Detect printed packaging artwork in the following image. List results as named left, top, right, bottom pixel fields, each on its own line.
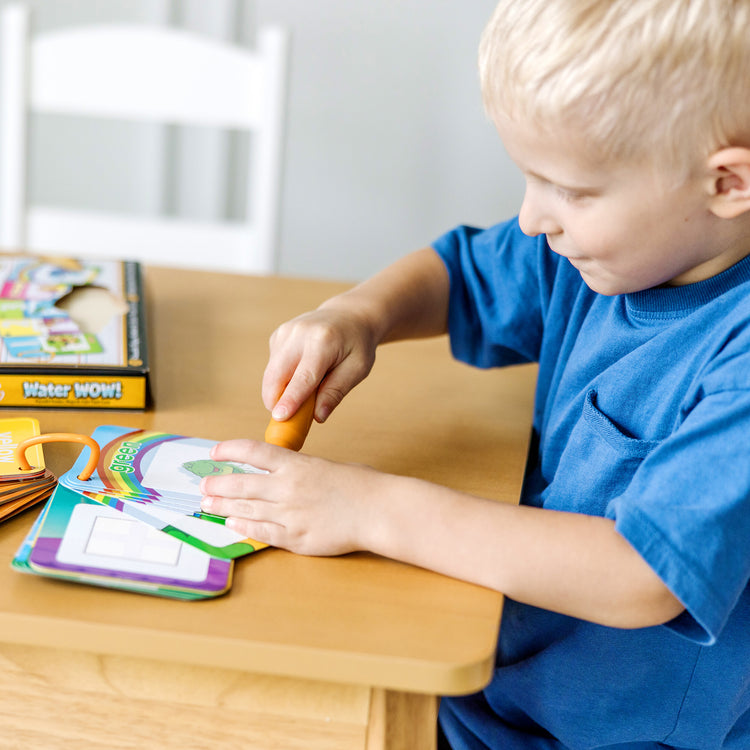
left=0, top=254, right=149, bottom=409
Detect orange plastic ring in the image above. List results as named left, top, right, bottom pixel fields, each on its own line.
left=15, top=433, right=100, bottom=481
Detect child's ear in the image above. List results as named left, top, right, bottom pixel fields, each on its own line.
left=706, top=147, right=750, bottom=219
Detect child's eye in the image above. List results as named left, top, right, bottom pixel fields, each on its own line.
left=555, top=186, right=586, bottom=203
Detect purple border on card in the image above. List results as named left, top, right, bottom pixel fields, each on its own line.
left=29, top=537, right=231, bottom=594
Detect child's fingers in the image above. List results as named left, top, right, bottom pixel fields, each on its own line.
left=315, top=352, right=375, bottom=421
left=269, top=342, right=376, bottom=423
left=269, top=367, right=322, bottom=421
left=209, top=438, right=283, bottom=471
left=224, top=517, right=286, bottom=547
left=201, top=493, right=272, bottom=520
left=263, top=317, right=329, bottom=414
left=261, top=359, right=295, bottom=411
left=200, top=471, right=265, bottom=502
left=202, top=438, right=308, bottom=500
left=261, top=342, right=309, bottom=411
left=263, top=334, right=334, bottom=420
left=201, top=496, right=293, bottom=550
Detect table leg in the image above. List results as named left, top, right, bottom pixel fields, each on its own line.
left=366, top=688, right=438, bottom=750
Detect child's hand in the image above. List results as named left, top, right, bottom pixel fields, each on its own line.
left=262, top=248, right=450, bottom=425
left=262, top=303, right=378, bottom=424
left=200, top=439, right=382, bottom=556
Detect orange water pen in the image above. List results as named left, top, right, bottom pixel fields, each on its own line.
left=264, top=392, right=316, bottom=451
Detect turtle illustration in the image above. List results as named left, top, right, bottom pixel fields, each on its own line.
left=182, top=459, right=253, bottom=478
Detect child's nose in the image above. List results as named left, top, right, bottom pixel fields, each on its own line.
left=518, top=187, right=561, bottom=237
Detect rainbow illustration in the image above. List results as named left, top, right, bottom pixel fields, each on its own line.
left=94, top=428, right=180, bottom=497
left=58, top=425, right=266, bottom=560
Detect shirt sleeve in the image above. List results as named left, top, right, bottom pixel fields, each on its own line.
left=612, top=385, right=750, bottom=644
left=432, top=219, right=558, bottom=368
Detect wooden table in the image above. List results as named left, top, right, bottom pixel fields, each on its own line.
left=0, top=267, right=536, bottom=750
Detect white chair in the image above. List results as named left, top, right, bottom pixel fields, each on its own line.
left=0, top=4, right=288, bottom=274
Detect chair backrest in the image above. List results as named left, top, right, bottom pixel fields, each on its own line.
left=0, top=4, right=288, bottom=273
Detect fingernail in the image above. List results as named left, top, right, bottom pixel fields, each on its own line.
left=201, top=496, right=213, bottom=511
left=272, top=404, right=288, bottom=420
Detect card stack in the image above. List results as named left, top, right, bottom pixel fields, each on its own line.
left=0, top=418, right=56, bottom=523
left=12, top=425, right=268, bottom=600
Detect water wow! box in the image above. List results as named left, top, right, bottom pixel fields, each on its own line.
left=0, top=254, right=149, bottom=409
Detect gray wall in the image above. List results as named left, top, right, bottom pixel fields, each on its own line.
left=0, top=0, right=524, bottom=281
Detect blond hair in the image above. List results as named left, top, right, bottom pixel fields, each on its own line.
left=479, top=0, right=750, bottom=177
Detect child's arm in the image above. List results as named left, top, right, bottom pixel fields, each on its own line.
left=262, top=247, right=450, bottom=424
left=201, top=441, right=685, bottom=630
left=208, top=244, right=684, bottom=629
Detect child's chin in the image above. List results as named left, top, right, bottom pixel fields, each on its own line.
left=577, top=271, right=631, bottom=296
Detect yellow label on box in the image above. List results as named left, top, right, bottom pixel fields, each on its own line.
left=0, top=375, right=146, bottom=409
left=0, top=417, right=44, bottom=477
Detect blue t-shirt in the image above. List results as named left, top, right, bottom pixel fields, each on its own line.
left=433, top=220, right=750, bottom=750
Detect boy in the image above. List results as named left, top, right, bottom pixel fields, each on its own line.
left=200, top=1, right=750, bottom=747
